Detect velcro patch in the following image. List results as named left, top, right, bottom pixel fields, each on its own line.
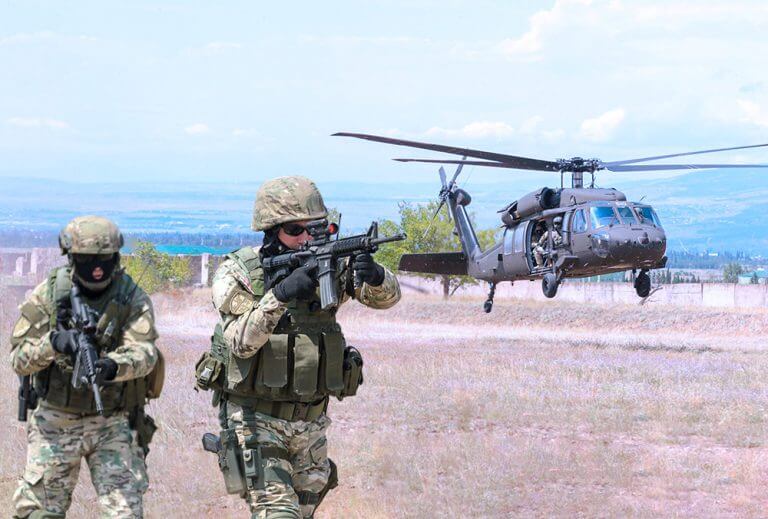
left=131, top=314, right=152, bottom=335
left=229, top=291, right=254, bottom=315
left=12, top=317, right=32, bottom=338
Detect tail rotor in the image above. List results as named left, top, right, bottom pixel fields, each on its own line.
left=422, top=160, right=465, bottom=238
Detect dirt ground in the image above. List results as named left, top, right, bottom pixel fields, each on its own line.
left=1, top=287, right=767, bottom=518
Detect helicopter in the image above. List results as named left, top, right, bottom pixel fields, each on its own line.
left=334, top=132, right=768, bottom=312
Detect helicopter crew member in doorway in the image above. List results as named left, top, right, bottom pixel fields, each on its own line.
left=534, top=216, right=563, bottom=268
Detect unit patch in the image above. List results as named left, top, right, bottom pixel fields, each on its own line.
left=229, top=291, right=254, bottom=315
left=12, top=317, right=32, bottom=338
left=131, top=314, right=152, bottom=335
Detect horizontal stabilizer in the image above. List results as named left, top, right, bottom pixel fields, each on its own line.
left=398, top=252, right=467, bottom=276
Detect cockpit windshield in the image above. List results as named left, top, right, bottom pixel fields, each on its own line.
left=589, top=206, right=618, bottom=229
left=616, top=206, right=638, bottom=225
left=634, top=206, right=663, bottom=228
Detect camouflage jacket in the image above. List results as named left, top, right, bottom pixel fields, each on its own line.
left=212, top=246, right=400, bottom=359
left=9, top=270, right=159, bottom=382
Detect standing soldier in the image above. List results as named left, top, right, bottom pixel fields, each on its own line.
left=10, top=216, right=162, bottom=519
left=195, top=176, right=401, bottom=518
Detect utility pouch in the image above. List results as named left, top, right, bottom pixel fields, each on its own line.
left=339, top=346, right=364, bottom=399
left=218, top=428, right=247, bottom=496
left=195, top=351, right=224, bottom=391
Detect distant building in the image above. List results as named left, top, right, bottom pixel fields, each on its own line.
left=738, top=270, right=768, bottom=285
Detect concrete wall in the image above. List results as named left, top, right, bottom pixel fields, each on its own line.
left=398, top=275, right=768, bottom=308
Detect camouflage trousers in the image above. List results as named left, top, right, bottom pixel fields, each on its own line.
left=13, top=402, right=148, bottom=519
left=220, top=402, right=333, bottom=519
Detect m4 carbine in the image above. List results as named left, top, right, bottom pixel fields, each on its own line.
left=69, top=284, right=105, bottom=415
left=262, top=221, right=405, bottom=311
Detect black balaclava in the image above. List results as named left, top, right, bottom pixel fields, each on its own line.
left=72, top=253, right=120, bottom=293
left=259, top=227, right=289, bottom=259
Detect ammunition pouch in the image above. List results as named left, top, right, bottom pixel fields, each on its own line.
left=129, top=408, right=157, bottom=456
left=339, top=346, right=364, bottom=400
left=195, top=350, right=225, bottom=391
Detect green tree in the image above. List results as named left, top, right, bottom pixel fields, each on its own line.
left=377, top=201, right=499, bottom=298
left=123, top=240, right=192, bottom=294
left=722, top=262, right=743, bottom=283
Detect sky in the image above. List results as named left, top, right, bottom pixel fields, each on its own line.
left=1, top=0, right=768, bottom=188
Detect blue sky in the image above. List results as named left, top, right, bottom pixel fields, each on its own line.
left=1, top=0, right=768, bottom=186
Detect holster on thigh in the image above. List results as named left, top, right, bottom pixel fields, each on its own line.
left=27, top=512, right=66, bottom=519
left=242, top=434, right=293, bottom=492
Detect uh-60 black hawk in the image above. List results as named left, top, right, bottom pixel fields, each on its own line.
left=335, top=132, right=768, bottom=312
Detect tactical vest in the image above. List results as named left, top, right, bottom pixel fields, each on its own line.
left=206, top=247, right=348, bottom=403
left=32, top=267, right=155, bottom=415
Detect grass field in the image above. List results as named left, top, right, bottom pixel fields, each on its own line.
left=1, top=287, right=767, bottom=518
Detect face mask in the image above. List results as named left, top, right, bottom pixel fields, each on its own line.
left=72, top=253, right=119, bottom=292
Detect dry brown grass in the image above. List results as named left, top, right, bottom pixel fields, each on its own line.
left=1, top=287, right=767, bottom=518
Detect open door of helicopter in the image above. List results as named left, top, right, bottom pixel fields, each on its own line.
left=502, top=220, right=535, bottom=276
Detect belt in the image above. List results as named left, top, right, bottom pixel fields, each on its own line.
left=225, top=395, right=328, bottom=422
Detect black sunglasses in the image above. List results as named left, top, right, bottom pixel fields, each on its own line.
left=72, top=253, right=116, bottom=263
left=280, top=222, right=309, bottom=237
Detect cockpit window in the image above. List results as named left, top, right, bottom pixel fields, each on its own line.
left=635, top=206, right=663, bottom=227
left=616, top=206, right=638, bottom=225
left=589, top=206, right=618, bottom=229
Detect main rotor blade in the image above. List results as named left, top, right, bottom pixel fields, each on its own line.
left=334, top=132, right=560, bottom=171
left=607, top=163, right=768, bottom=172
left=395, top=158, right=520, bottom=168
left=606, top=143, right=768, bottom=166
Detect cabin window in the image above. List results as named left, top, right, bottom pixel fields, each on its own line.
left=589, top=206, right=617, bottom=229
left=634, top=206, right=662, bottom=227
left=616, top=206, right=638, bottom=225
left=571, top=209, right=587, bottom=233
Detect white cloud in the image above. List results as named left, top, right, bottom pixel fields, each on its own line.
left=425, top=121, right=515, bottom=139
left=499, top=0, right=593, bottom=58
left=184, top=123, right=210, bottom=135
left=7, top=117, right=70, bottom=130
left=0, top=32, right=56, bottom=46
left=738, top=100, right=768, bottom=127
left=579, top=108, right=625, bottom=141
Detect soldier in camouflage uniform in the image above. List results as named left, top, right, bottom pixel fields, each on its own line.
left=195, top=176, right=400, bottom=518
left=9, top=216, right=161, bottom=519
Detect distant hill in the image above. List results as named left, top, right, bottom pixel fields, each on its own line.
left=1, top=169, right=766, bottom=253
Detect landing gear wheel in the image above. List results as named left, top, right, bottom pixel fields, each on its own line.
left=542, top=273, right=559, bottom=298
left=634, top=271, right=651, bottom=298
left=484, top=282, right=496, bottom=313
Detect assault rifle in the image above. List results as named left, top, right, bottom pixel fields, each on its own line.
left=69, top=284, right=105, bottom=415
left=262, top=220, right=406, bottom=311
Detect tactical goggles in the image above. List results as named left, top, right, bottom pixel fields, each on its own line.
left=280, top=222, right=310, bottom=237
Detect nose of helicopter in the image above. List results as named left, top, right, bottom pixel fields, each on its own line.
left=592, top=226, right=666, bottom=264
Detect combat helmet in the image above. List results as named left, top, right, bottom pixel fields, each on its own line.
left=59, top=215, right=124, bottom=291
left=59, top=215, right=124, bottom=255
left=252, top=176, right=328, bottom=231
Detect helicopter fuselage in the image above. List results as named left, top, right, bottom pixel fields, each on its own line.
left=457, top=186, right=667, bottom=287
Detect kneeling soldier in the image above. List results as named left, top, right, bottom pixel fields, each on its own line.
left=10, top=216, right=162, bottom=519
left=196, top=176, right=400, bottom=518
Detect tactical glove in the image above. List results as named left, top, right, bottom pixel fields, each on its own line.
left=353, top=253, right=385, bottom=287
left=51, top=329, right=78, bottom=356
left=95, top=358, right=118, bottom=383
left=273, top=265, right=318, bottom=302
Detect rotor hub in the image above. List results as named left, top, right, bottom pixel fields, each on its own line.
left=556, top=157, right=604, bottom=173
